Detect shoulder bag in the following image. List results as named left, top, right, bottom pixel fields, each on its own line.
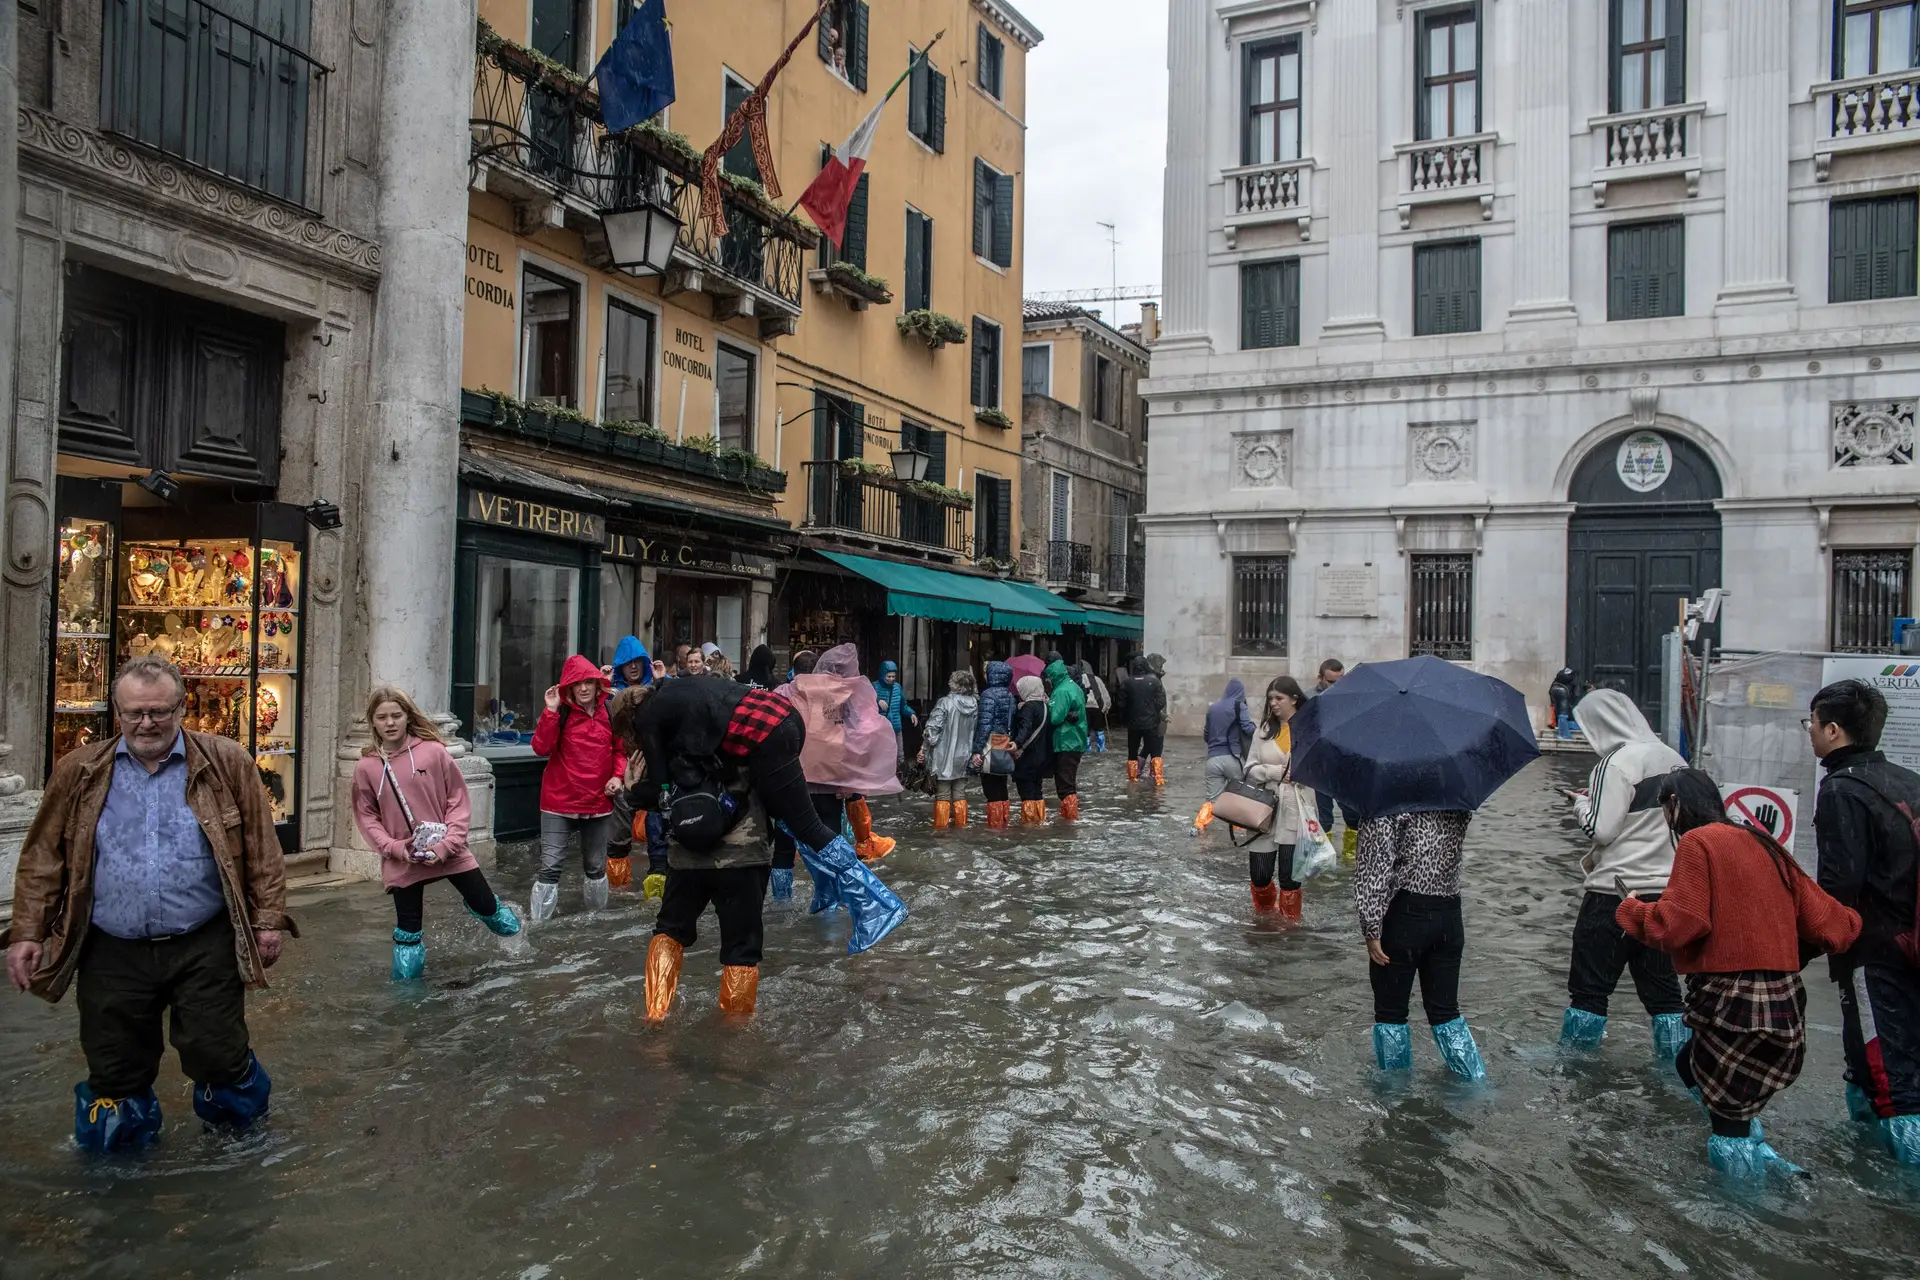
left=381, top=754, right=448, bottom=861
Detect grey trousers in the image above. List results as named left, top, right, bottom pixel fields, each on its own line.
left=933, top=777, right=966, bottom=802
left=537, top=813, right=612, bottom=885
left=1205, top=755, right=1243, bottom=801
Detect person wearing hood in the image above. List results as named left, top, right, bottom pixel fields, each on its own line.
left=765, top=649, right=817, bottom=900
left=971, top=660, right=1018, bottom=828
left=919, top=670, right=980, bottom=829
left=741, top=644, right=777, bottom=690
left=1192, top=679, right=1256, bottom=836
left=1045, top=658, right=1089, bottom=821
left=874, top=659, right=919, bottom=764
left=604, top=636, right=654, bottom=890
left=1011, top=675, right=1055, bottom=823
left=528, top=654, right=625, bottom=921
left=1112, top=655, right=1168, bottom=785
left=1075, top=661, right=1112, bottom=752
left=820, top=645, right=894, bottom=862
left=1560, top=689, right=1690, bottom=1057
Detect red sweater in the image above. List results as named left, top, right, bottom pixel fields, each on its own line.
left=1616, top=824, right=1861, bottom=974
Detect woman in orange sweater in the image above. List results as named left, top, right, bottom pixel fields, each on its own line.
left=1617, top=769, right=1861, bottom=1181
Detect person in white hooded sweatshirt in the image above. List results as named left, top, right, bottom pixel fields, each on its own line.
left=1561, top=689, right=1691, bottom=1062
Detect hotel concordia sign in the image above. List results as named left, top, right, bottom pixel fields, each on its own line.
left=466, top=489, right=604, bottom=543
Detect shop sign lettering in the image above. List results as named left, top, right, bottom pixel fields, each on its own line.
left=467, top=490, right=603, bottom=542
left=604, top=528, right=777, bottom=580
left=663, top=350, right=713, bottom=380
left=465, top=244, right=513, bottom=309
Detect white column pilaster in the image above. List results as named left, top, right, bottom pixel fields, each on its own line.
left=1717, top=1, right=1796, bottom=313
left=1507, top=0, right=1578, bottom=328
left=1321, top=0, right=1386, bottom=342
left=1159, top=0, right=1212, bottom=347
left=748, top=579, right=772, bottom=651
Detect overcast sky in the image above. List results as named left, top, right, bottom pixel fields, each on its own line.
left=1016, top=0, right=1167, bottom=323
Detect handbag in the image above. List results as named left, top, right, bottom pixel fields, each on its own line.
left=985, top=732, right=1018, bottom=776
left=1213, top=777, right=1278, bottom=833
left=381, top=755, right=448, bottom=862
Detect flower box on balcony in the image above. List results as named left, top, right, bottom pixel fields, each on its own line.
left=975, top=406, right=1014, bottom=430
left=460, top=388, right=785, bottom=492
left=898, top=309, right=968, bottom=350
left=810, top=262, right=893, bottom=310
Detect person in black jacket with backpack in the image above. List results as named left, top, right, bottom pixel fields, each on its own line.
left=1810, top=677, right=1920, bottom=1166
left=1113, top=655, right=1167, bottom=785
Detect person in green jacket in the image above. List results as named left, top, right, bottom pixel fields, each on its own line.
left=1045, top=658, right=1089, bottom=821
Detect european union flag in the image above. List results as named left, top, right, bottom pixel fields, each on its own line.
left=595, top=0, right=676, bottom=133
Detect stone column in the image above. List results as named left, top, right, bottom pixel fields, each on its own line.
left=1506, top=0, right=1578, bottom=329
left=1320, top=0, right=1386, bottom=342
left=1159, top=0, right=1211, bottom=345
left=1716, top=3, right=1795, bottom=313
left=748, top=579, right=772, bottom=651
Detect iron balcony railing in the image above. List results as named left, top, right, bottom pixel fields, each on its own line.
left=100, top=0, right=330, bottom=210
left=802, top=463, right=969, bottom=556
left=1409, top=553, right=1474, bottom=662
left=470, top=25, right=810, bottom=310
left=1832, top=549, right=1911, bottom=652
left=1106, top=550, right=1145, bottom=598
left=1047, top=540, right=1093, bottom=589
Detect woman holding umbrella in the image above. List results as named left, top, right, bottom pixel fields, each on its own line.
left=1288, top=656, right=1540, bottom=1081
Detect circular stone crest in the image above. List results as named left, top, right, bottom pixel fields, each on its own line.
left=1615, top=431, right=1673, bottom=493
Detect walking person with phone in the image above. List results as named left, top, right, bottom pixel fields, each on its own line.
left=351, top=686, right=519, bottom=979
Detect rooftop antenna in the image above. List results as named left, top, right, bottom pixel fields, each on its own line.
left=1097, top=220, right=1118, bottom=324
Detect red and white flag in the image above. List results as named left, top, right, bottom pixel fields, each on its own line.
left=800, top=100, right=885, bottom=250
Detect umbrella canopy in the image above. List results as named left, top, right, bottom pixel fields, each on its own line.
left=1007, top=653, right=1046, bottom=687
left=1289, top=656, right=1540, bottom=818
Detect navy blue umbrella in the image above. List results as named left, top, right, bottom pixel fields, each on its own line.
left=1289, top=656, right=1540, bottom=818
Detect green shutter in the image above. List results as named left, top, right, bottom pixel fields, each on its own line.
left=973, top=160, right=990, bottom=257
left=909, top=54, right=930, bottom=138
left=1240, top=260, right=1301, bottom=349
left=971, top=319, right=985, bottom=404
left=1873, top=195, right=1918, bottom=300
left=1830, top=195, right=1917, bottom=303
left=929, top=69, right=947, bottom=153
left=992, top=172, right=1015, bottom=268
left=818, top=4, right=833, bottom=64
left=1414, top=241, right=1481, bottom=336
left=812, top=390, right=834, bottom=458
left=995, top=478, right=1013, bottom=559
left=904, top=209, right=924, bottom=313
left=927, top=429, right=947, bottom=484
left=850, top=0, right=869, bottom=91
left=843, top=173, right=869, bottom=269
left=1664, top=0, right=1687, bottom=106
left=841, top=398, right=864, bottom=459
left=919, top=213, right=933, bottom=310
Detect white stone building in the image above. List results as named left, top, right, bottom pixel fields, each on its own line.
left=1145, top=0, right=1920, bottom=731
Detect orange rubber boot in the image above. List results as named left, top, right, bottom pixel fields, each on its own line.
left=986, top=800, right=1010, bottom=829
left=1126, top=759, right=1141, bottom=782
left=933, top=801, right=952, bottom=831
left=718, top=965, right=759, bottom=1016
left=1151, top=757, right=1166, bottom=786
left=848, top=797, right=895, bottom=862
left=605, top=855, right=632, bottom=888
left=1191, top=802, right=1214, bottom=834
left=644, top=935, right=683, bottom=1022
left=1277, top=888, right=1304, bottom=921
left=1060, top=794, right=1080, bottom=821
left=1250, top=882, right=1280, bottom=913
left=1021, top=799, right=1047, bottom=825
left=953, top=799, right=969, bottom=827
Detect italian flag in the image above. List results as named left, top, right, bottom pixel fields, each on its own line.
left=799, top=99, right=885, bottom=251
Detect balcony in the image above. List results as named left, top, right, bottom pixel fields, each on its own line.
left=1587, top=102, right=1704, bottom=205
left=99, top=0, right=331, bottom=210
left=1106, top=550, right=1145, bottom=599
left=1221, top=158, right=1313, bottom=247
left=1814, top=69, right=1920, bottom=180
left=1046, top=540, right=1093, bottom=590
left=801, top=462, right=971, bottom=557
left=1394, top=133, right=1495, bottom=229
left=469, top=22, right=814, bottom=335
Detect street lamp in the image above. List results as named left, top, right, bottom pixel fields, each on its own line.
left=600, top=194, right=683, bottom=275
left=889, top=446, right=931, bottom=482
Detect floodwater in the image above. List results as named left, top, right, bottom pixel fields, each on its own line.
left=3, top=747, right=1919, bottom=1279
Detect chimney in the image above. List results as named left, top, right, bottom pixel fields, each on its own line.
left=1138, top=301, right=1160, bottom=345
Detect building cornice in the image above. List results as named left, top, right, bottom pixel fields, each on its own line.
left=18, top=107, right=382, bottom=283
left=976, top=0, right=1044, bottom=50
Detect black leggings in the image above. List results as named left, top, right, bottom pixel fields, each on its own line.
left=981, top=774, right=1010, bottom=802
left=744, top=716, right=840, bottom=851
left=1127, top=729, right=1165, bottom=761
left=1249, top=843, right=1300, bottom=891
left=1369, top=891, right=1464, bottom=1026
left=1568, top=890, right=1684, bottom=1017
left=390, top=868, right=499, bottom=933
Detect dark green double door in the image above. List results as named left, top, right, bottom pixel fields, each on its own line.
left=1567, top=511, right=1720, bottom=726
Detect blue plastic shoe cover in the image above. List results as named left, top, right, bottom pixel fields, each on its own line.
left=797, top=840, right=844, bottom=915
left=1707, top=1134, right=1803, bottom=1180
left=1431, top=1017, right=1488, bottom=1081
left=73, top=1084, right=162, bottom=1153
left=1093, top=732, right=1107, bottom=752
left=1560, top=1007, right=1608, bottom=1050
left=1651, top=1012, right=1691, bottom=1063
left=467, top=901, right=522, bottom=937
left=192, top=1052, right=272, bottom=1129
left=1373, top=1023, right=1414, bottom=1072
left=835, top=844, right=909, bottom=955
left=392, top=928, right=425, bottom=981
left=1847, top=1082, right=1880, bottom=1124
left=770, top=867, right=794, bottom=902
left=1883, top=1114, right=1920, bottom=1165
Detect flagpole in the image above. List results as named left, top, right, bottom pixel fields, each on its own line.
left=786, top=30, right=946, bottom=218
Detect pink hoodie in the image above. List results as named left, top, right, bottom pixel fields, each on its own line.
left=350, top=736, right=479, bottom=889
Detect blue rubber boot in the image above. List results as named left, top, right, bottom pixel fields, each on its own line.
left=467, top=901, right=522, bottom=937
left=1431, top=1017, right=1488, bottom=1081
left=192, top=1052, right=271, bottom=1130
left=1847, top=1082, right=1879, bottom=1124
left=1374, top=1023, right=1414, bottom=1072
left=1708, top=1133, right=1804, bottom=1180
left=798, top=843, right=843, bottom=914
left=73, top=1084, right=163, bottom=1154
left=770, top=867, right=794, bottom=902
left=392, top=928, right=425, bottom=980
left=1882, top=1114, right=1920, bottom=1165
left=1651, top=1012, right=1691, bottom=1065
left=1560, top=1007, right=1607, bottom=1050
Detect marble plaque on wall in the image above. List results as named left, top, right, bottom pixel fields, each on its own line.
left=1315, top=563, right=1380, bottom=617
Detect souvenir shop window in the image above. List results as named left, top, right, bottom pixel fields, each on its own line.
left=52, top=517, right=116, bottom=762
left=473, top=556, right=579, bottom=748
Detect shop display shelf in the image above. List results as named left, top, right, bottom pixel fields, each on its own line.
left=57, top=630, right=112, bottom=640
left=55, top=702, right=109, bottom=713
left=258, top=668, right=299, bottom=675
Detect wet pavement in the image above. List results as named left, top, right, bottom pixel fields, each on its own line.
left=3, top=745, right=1919, bottom=1278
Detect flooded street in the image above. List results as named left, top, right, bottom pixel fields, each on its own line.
left=3, top=746, right=1918, bottom=1278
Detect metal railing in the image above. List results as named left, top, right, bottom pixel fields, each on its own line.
left=1106, top=550, right=1145, bottom=598
left=1409, top=553, right=1474, bottom=662
left=1046, top=540, right=1093, bottom=589
left=802, top=463, right=969, bottom=555
left=100, top=0, right=330, bottom=210
left=1832, top=549, right=1911, bottom=652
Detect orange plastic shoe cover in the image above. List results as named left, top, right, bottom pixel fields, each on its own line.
left=644, top=934, right=683, bottom=1022
left=718, top=965, right=759, bottom=1015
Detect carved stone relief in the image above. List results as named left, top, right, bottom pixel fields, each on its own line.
left=1233, top=430, right=1293, bottom=489
left=1833, top=401, right=1916, bottom=468
left=1409, top=422, right=1475, bottom=482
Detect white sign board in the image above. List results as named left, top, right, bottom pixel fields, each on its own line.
left=1315, top=563, right=1380, bottom=618
left=1720, top=783, right=1800, bottom=847
left=1819, top=657, right=1920, bottom=774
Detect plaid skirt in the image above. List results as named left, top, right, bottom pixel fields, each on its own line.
left=1683, top=972, right=1807, bottom=1121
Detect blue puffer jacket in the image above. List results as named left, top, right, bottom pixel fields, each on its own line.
left=873, top=660, right=908, bottom=731
left=973, top=661, right=1016, bottom=755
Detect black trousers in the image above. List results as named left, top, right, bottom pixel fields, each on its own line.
left=1014, top=768, right=1047, bottom=802
left=608, top=784, right=636, bottom=858
left=76, top=914, right=252, bottom=1097
left=1126, top=729, right=1165, bottom=761
left=745, top=717, right=839, bottom=851
left=389, top=868, right=499, bottom=933
left=981, top=774, right=1010, bottom=802
left=653, top=866, right=771, bottom=967
left=1568, top=890, right=1685, bottom=1017
left=1249, top=843, right=1299, bottom=890
left=1054, top=751, right=1082, bottom=799
left=1369, top=892, right=1465, bottom=1026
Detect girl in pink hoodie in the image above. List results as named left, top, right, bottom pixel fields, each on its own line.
left=351, top=686, right=520, bottom=980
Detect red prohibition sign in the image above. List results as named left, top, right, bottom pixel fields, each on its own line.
left=1724, top=786, right=1794, bottom=845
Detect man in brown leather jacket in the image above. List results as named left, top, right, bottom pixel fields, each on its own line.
left=3, top=656, right=296, bottom=1152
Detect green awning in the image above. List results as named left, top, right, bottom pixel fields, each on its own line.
left=1080, top=607, right=1144, bottom=639
left=994, top=579, right=1079, bottom=632
left=817, top=551, right=995, bottom=626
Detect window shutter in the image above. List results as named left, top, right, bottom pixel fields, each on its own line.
left=1459, top=241, right=1481, bottom=332
left=977, top=23, right=989, bottom=87
left=1656, top=220, right=1684, bottom=316
left=812, top=390, right=834, bottom=459
left=1832, top=200, right=1862, bottom=303
left=927, top=429, right=947, bottom=484
left=993, top=172, right=1015, bottom=268
left=1414, top=10, right=1431, bottom=140
left=1664, top=0, right=1686, bottom=107
left=918, top=213, right=933, bottom=310
left=971, top=320, right=985, bottom=405
left=841, top=399, right=865, bottom=459
left=930, top=70, right=947, bottom=153
left=1872, top=195, right=1918, bottom=299
left=904, top=210, right=924, bottom=313
left=1606, top=0, right=1624, bottom=113
left=909, top=55, right=930, bottom=137
left=994, top=477, right=1013, bottom=559
left=818, top=5, right=833, bottom=63
left=843, top=173, right=870, bottom=269
left=973, top=160, right=990, bottom=257
left=850, top=0, right=869, bottom=91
